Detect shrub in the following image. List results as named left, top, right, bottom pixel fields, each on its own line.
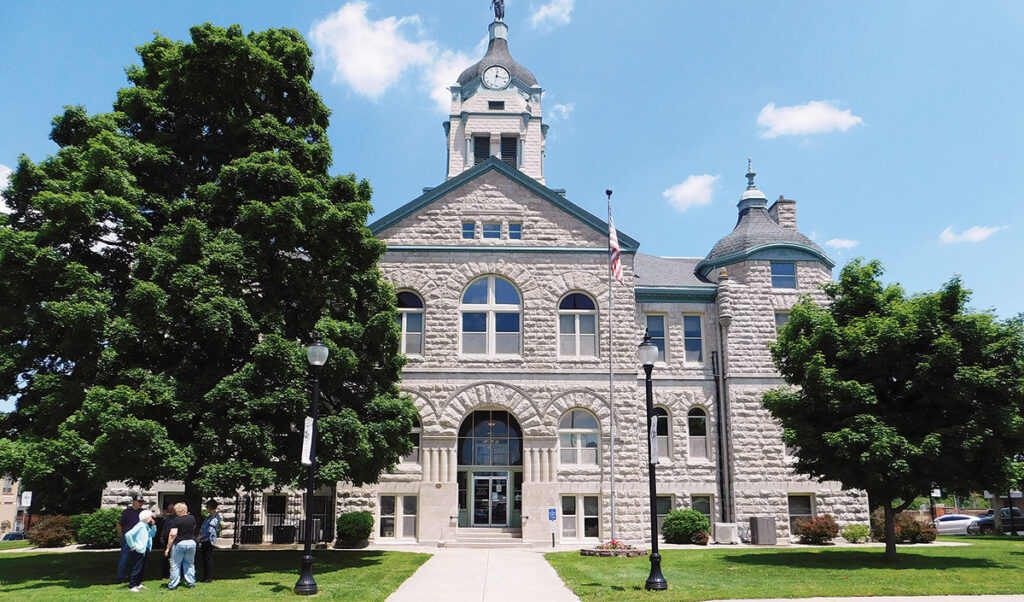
left=70, top=513, right=89, bottom=541
left=77, top=508, right=123, bottom=548
left=691, top=530, right=710, bottom=545
left=841, top=524, right=870, bottom=543
left=336, top=511, right=373, bottom=544
left=28, top=515, right=74, bottom=548
left=869, top=508, right=886, bottom=541
left=895, top=513, right=922, bottom=543
left=914, top=525, right=937, bottom=543
left=661, top=509, right=710, bottom=544
left=793, top=514, right=839, bottom=544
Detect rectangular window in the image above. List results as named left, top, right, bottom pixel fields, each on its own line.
left=462, top=313, right=487, bottom=354
left=583, top=496, right=599, bottom=538
left=692, top=495, right=713, bottom=528
left=1, top=478, right=12, bottom=494
left=500, top=136, right=518, bottom=167
left=645, top=315, right=666, bottom=362
left=561, top=496, right=577, bottom=538
left=462, top=222, right=475, bottom=239
left=508, top=223, right=522, bottom=239
left=402, top=496, right=417, bottom=539
left=403, top=312, right=423, bottom=356
left=683, top=314, right=703, bottom=363
left=458, top=472, right=467, bottom=511
left=656, top=495, right=673, bottom=533
left=788, top=494, right=813, bottom=534
left=495, top=313, right=520, bottom=354
left=474, top=136, right=490, bottom=164
left=771, top=262, right=797, bottom=288
left=488, top=101, right=505, bottom=110
left=482, top=222, right=501, bottom=239
left=380, top=495, right=396, bottom=538
left=775, top=312, right=789, bottom=333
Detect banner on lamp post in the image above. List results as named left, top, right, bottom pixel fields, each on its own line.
left=301, top=416, right=313, bottom=465
left=649, top=417, right=659, bottom=465
left=20, top=491, right=32, bottom=508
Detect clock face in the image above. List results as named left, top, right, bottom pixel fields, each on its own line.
left=482, top=65, right=511, bottom=89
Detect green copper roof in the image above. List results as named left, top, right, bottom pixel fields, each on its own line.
left=368, top=156, right=641, bottom=251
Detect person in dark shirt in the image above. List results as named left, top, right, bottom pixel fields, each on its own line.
left=115, top=494, right=145, bottom=584
left=156, top=502, right=176, bottom=579
left=198, top=500, right=221, bottom=583
left=164, top=503, right=198, bottom=589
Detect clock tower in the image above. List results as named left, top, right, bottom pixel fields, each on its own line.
left=445, top=18, right=547, bottom=183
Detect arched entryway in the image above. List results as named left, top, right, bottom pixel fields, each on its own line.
left=457, top=409, right=523, bottom=527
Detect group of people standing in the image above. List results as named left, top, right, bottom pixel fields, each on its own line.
left=115, top=494, right=222, bottom=593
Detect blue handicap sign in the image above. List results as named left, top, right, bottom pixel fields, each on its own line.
left=548, top=508, right=557, bottom=521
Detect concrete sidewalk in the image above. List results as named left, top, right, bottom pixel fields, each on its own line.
left=386, top=548, right=578, bottom=602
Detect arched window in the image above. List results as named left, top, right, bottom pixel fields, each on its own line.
left=403, top=416, right=421, bottom=464
left=559, top=409, right=600, bottom=465
left=397, top=291, right=424, bottom=356
left=558, top=293, right=598, bottom=357
left=460, top=276, right=521, bottom=356
left=687, top=407, right=709, bottom=459
left=457, top=410, right=523, bottom=466
left=653, top=406, right=670, bottom=461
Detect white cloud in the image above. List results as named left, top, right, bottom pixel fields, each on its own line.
left=757, top=101, right=863, bottom=139
left=310, top=2, right=434, bottom=99
left=825, top=238, right=859, bottom=249
left=662, top=174, right=719, bottom=212
left=548, top=102, right=574, bottom=121
left=939, top=225, right=1008, bottom=244
left=425, top=49, right=476, bottom=112
left=0, top=164, right=12, bottom=214
left=531, top=0, right=574, bottom=29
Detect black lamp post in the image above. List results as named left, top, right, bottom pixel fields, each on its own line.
left=295, top=340, right=329, bottom=596
left=637, top=330, right=667, bottom=591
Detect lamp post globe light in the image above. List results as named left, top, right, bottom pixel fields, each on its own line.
left=638, top=330, right=668, bottom=591
left=295, top=339, right=328, bottom=596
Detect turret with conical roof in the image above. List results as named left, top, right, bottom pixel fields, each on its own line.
left=694, top=161, right=832, bottom=279
left=444, top=13, right=546, bottom=183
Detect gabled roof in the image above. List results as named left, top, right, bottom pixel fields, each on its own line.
left=368, top=157, right=640, bottom=252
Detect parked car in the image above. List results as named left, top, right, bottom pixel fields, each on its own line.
left=1, top=532, right=26, bottom=541
left=932, top=514, right=979, bottom=535
left=966, top=508, right=1024, bottom=534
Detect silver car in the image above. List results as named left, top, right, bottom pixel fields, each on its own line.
left=933, top=514, right=979, bottom=534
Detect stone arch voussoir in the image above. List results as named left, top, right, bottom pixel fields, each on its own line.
left=446, top=261, right=539, bottom=303
left=441, top=382, right=546, bottom=436
left=400, top=389, right=440, bottom=434
left=542, top=270, right=609, bottom=309
left=546, top=389, right=611, bottom=434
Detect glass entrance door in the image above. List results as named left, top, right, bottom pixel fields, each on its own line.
left=472, top=473, right=509, bottom=526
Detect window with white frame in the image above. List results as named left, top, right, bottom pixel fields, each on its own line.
left=558, top=293, right=598, bottom=357
left=460, top=276, right=521, bottom=356
left=645, top=314, right=666, bottom=362
left=788, top=494, right=814, bottom=533
left=775, top=312, right=790, bottom=333
left=561, top=495, right=600, bottom=539
left=687, top=407, right=709, bottom=459
left=558, top=409, right=600, bottom=465
left=379, top=494, right=418, bottom=539
left=397, top=291, right=424, bottom=356
left=508, top=223, right=522, bottom=239
left=402, top=417, right=421, bottom=464
left=683, top=314, right=703, bottom=363
left=653, top=406, right=670, bottom=461
left=462, top=222, right=475, bottom=239
left=656, top=495, right=673, bottom=533
left=692, top=495, right=713, bottom=528
left=1, top=477, right=12, bottom=494
left=771, top=262, right=796, bottom=288
left=482, top=222, right=501, bottom=239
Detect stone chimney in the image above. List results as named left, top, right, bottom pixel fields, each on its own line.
left=768, top=196, right=797, bottom=231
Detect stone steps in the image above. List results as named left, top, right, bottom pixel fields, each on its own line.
left=447, top=527, right=527, bottom=547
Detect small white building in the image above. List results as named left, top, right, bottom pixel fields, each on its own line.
left=104, top=16, right=869, bottom=547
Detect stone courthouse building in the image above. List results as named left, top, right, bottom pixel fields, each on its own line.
left=105, top=15, right=869, bottom=546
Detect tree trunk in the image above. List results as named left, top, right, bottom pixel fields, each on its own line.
left=992, top=495, right=1004, bottom=533
left=183, top=477, right=203, bottom=521
left=883, top=504, right=898, bottom=560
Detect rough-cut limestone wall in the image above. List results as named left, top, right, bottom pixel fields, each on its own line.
left=102, top=481, right=239, bottom=541
left=378, top=171, right=607, bottom=248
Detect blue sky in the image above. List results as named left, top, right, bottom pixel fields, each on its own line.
left=1, top=1, right=1022, bottom=317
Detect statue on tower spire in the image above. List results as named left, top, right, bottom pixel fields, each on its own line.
left=491, top=0, right=505, bottom=21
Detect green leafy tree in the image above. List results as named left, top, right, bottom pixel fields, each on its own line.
left=764, top=259, right=1024, bottom=559
left=0, top=23, right=415, bottom=515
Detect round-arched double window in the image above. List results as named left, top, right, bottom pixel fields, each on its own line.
left=457, top=410, right=523, bottom=466
left=460, top=276, right=521, bottom=356
left=558, top=293, right=597, bottom=357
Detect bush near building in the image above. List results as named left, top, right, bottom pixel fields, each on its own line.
left=870, top=509, right=937, bottom=543
left=842, top=524, right=871, bottom=543
left=661, top=509, right=710, bottom=544
left=28, top=516, right=74, bottom=548
left=336, top=511, right=373, bottom=545
left=76, top=508, right=122, bottom=548
left=793, top=514, right=840, bottom=544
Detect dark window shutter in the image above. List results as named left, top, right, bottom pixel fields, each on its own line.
left=501, top=136, right=517, bottom=167
left=474, top=137, right=490, bottom=164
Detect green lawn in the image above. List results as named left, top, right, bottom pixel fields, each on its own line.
left=546, top=536, right=1024, bottom=601
left=0, top=548, right=430, bottom=600
left=0, top=540, right=32, bottom=551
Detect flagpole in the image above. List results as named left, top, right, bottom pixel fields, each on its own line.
left=607, top=189, right=617, bottom=543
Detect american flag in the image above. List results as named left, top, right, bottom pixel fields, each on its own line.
left=608, top=200, right=624, bottom=285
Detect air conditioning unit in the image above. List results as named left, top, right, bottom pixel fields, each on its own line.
left=713, top=523, right=740, bottom=544
left=749, top=516, right=777, bottom=545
